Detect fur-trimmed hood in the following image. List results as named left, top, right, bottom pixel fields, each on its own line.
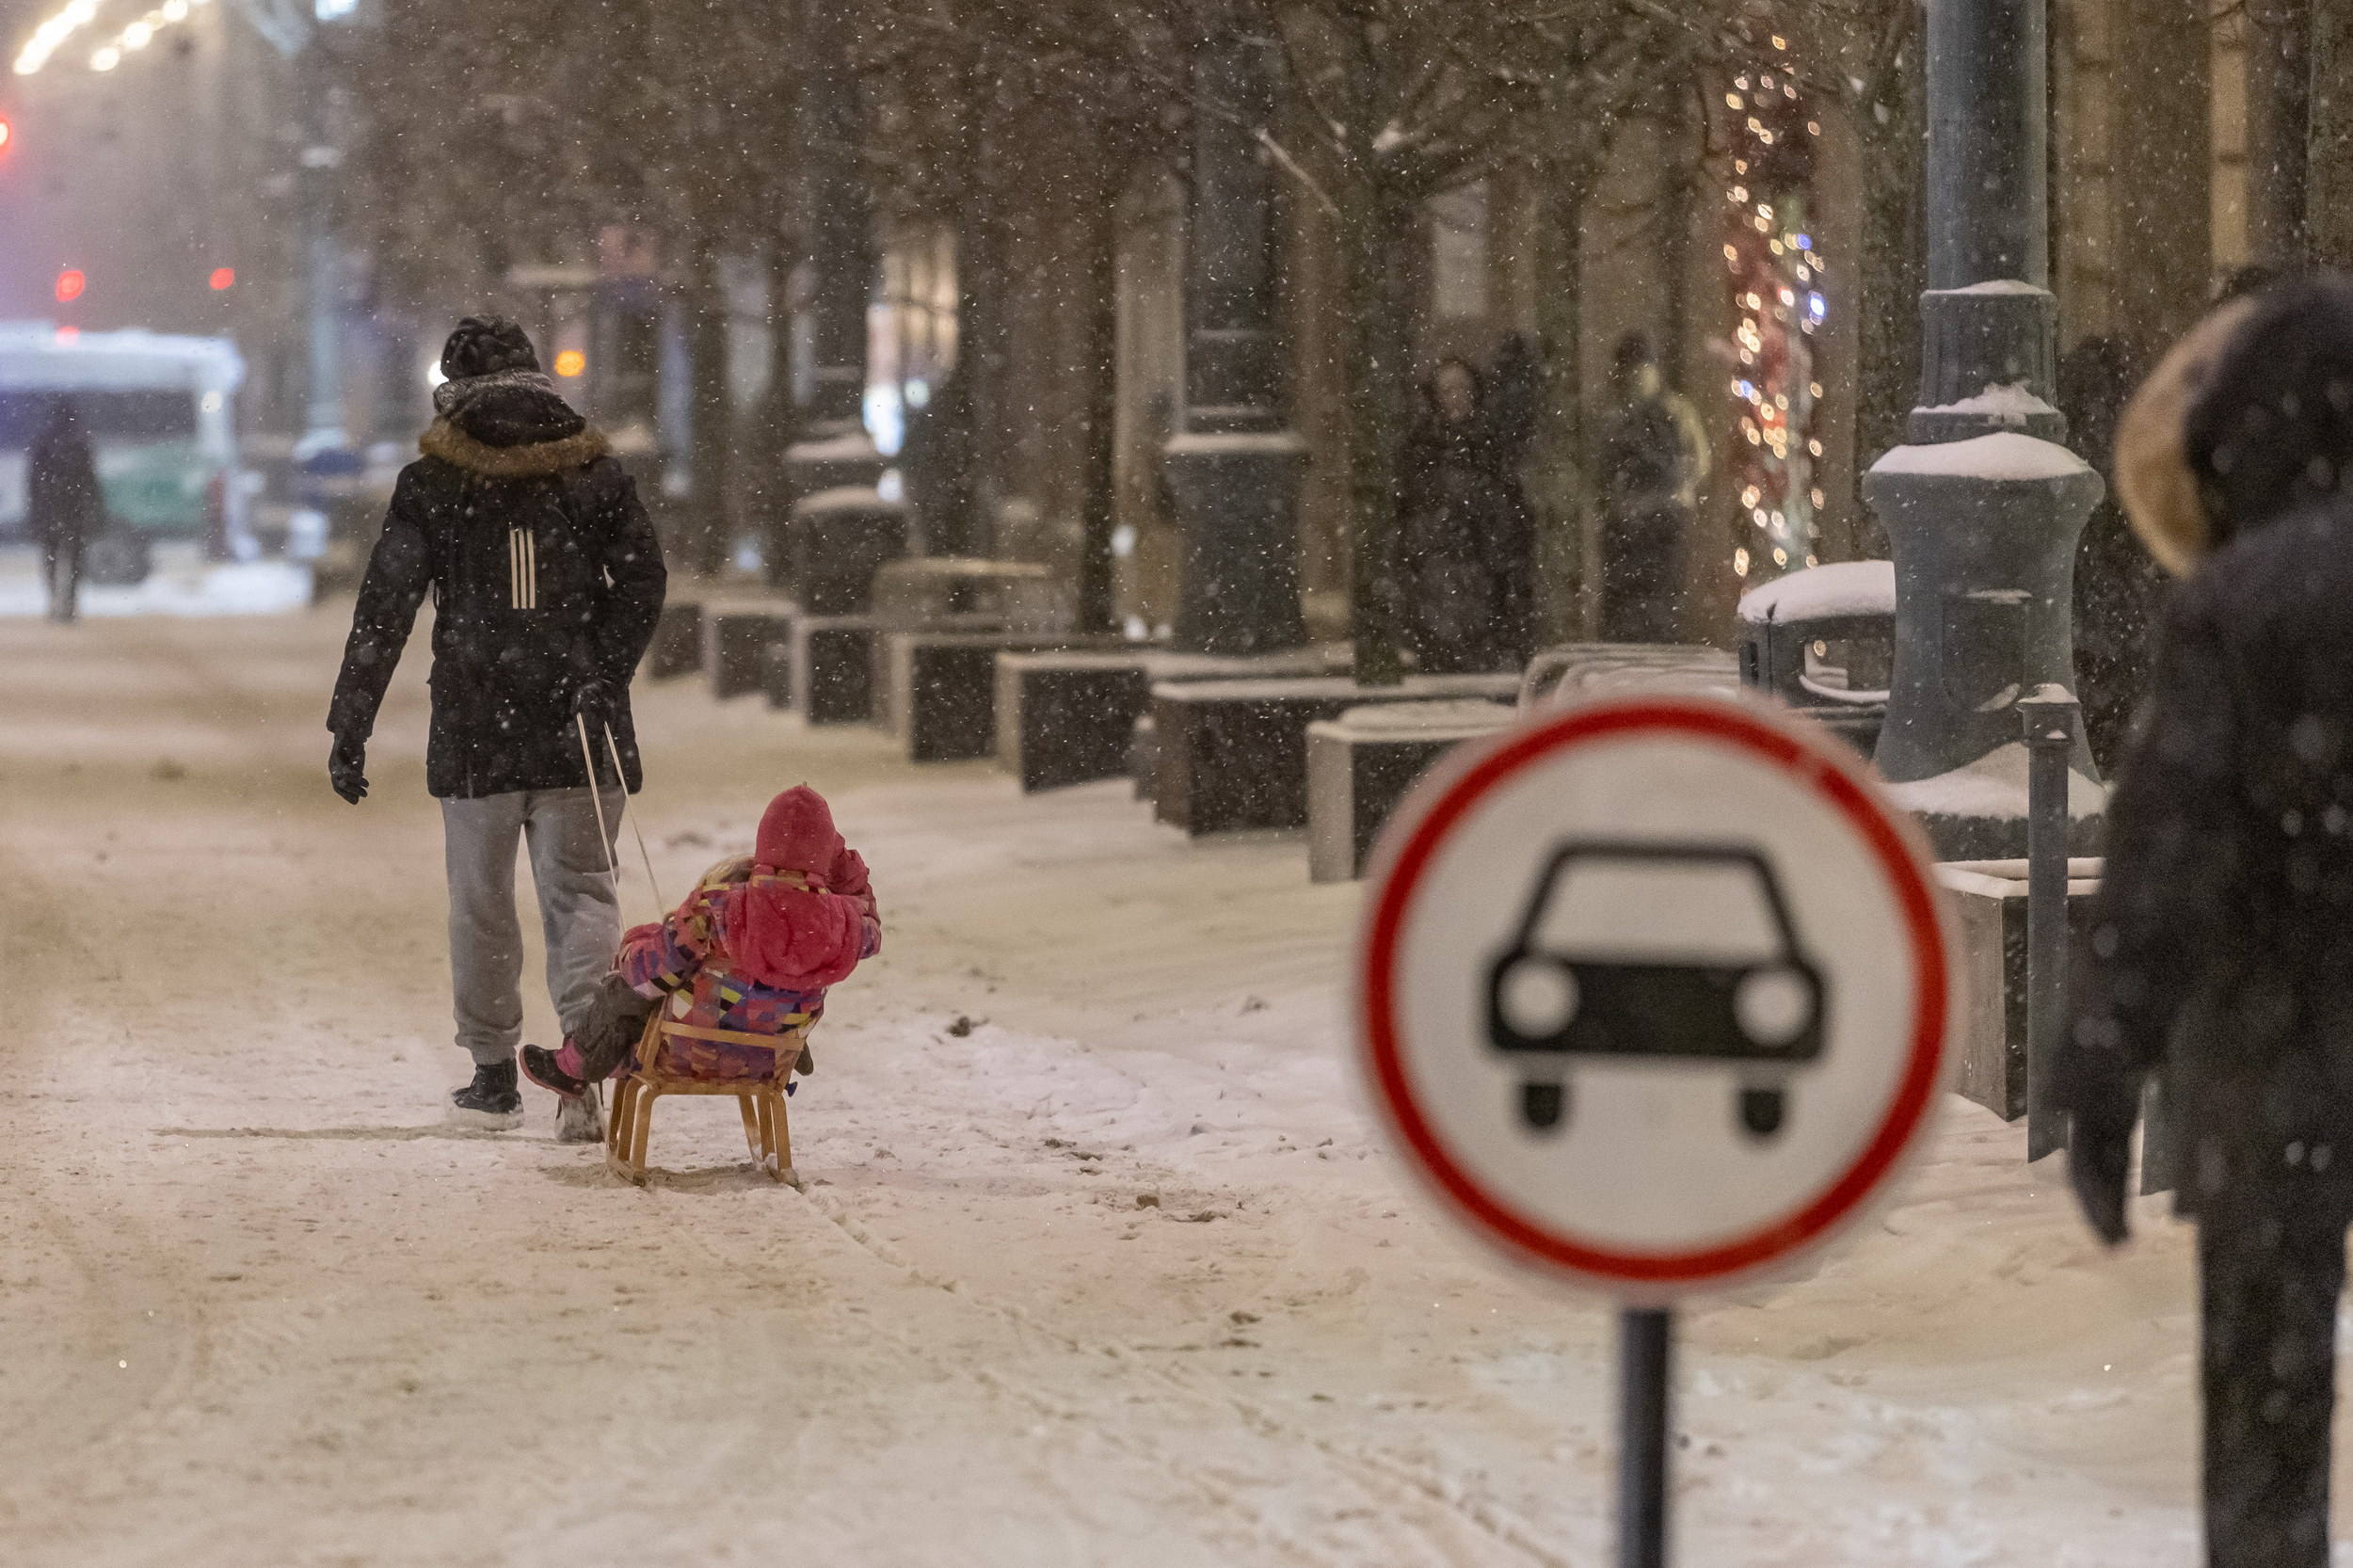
left=2114, top=295, right=2260, bottom=576
left=2116, top=274, right=2353, bottom=577
left=421, top=417, right=610, bottom=479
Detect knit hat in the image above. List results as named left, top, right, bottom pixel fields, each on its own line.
left=440, top=316, right=540, bottom=382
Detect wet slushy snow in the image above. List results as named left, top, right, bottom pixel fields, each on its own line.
left=0, top=607, right=2245, bottom=1566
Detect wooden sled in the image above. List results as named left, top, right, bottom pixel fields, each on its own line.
left=606, top=1009, right=808, bottom=1189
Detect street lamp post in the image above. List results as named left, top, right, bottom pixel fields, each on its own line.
left=1863, top=0, right=2104, bottom=856
left=1161, top=5, right=1307, bottom=657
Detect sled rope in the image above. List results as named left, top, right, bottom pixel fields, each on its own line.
left=578, top=713, right=669, bottom=919
left=605, top=721, right=666, bottom=913
left=576, top=713, right=624, bottom=904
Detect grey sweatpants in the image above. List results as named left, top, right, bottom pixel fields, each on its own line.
left=441, top=787, right=623, bottom=1066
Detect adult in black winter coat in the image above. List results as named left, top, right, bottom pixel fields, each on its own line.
left=2058, top=275, right=2353, bottom=1568
left=1397, top=354, right=1536, bottom=674
left=328, top=317, right=666, bottom=1134
left=26, top=398, right=102, bottom=623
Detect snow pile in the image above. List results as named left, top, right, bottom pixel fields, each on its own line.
left=785, top=431, right=880, bottom=463
left=1936, top=279, right=2050, bottom=296
left=1737, top=559, right=1895, bottom=624
left=794, top=485, right=904, bottom=516
left=1937, top=857, right=2105, bottom=900
left=1163, top=430, right=1309, bottom=458
left=1327, top=697, right=1513, bottom=735
left=1886, top=741, right=2107, bottom=821
left=1870, top=431, right=2090, bottom=482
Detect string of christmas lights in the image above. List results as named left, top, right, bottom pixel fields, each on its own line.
left=1721, top=31, right=1827, bottom=583
left=13, top=0, right=104, bottom=75
left=91, top=0, right=210, bottom=72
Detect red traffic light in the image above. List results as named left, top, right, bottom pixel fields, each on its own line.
left=0, top=120, right=13, bottom=153
left=209, top=267, right=234, bottom=291
left=55, top=269, right=84, bottom=303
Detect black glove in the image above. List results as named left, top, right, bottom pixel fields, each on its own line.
left=575, top=971, right=658, bottom=1081
left=328, top=732, right=368, bottom=805
left=2067, top=1101, right=2135, bottom=1247
left=573, top=679, right=619, bottom=727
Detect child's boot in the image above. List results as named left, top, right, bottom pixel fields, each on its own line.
left=553, top=1080, right=603, bottom=1144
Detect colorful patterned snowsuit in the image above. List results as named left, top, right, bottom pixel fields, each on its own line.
left=617, top=853, right=882, bottom=1082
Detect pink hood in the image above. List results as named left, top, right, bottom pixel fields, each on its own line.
left=719, top=787, right=871, bottom=990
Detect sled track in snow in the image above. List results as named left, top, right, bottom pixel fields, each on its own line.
left=648, top=1166, right=1566, bottom=1568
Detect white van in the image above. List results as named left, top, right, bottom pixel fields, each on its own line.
left=0, top=325, right=246, bottom=572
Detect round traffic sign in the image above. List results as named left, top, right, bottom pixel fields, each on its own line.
left=1354, top=693, right=1955, bottom=1301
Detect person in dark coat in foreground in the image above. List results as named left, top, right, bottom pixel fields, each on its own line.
left=2057, top=274, right=2353, bottom=1568
left=26, top=398, right=103, bottom=623
left=1397, top=352, right=1537, bottom=674
left=328, top=317, right=666, bottom=1137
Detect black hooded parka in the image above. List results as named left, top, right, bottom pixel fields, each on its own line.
left=327, top=376, right=666, bottom=799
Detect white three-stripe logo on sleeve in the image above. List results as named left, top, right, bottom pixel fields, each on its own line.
left=508, top=527, right=536, bottom=610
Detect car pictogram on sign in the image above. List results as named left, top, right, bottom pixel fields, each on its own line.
left=1486, top=840, right=1829, bottom=1140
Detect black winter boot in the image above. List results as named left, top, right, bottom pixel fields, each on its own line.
left=451, top=1058, right=523, bottom=1129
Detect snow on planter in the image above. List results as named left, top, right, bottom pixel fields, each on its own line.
left=1868, top=432, right=2091, bottom=483
left=1736, top=559, right=1895, bottom=625
left=1884, top=741, right=2106, bottom=823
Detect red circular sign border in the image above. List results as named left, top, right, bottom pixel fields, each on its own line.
left=1359, top=696, right=1951, bottom=1288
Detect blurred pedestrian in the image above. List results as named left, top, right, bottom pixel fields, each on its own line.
left=2062, top=335, right=2163, bottom=775
left=901, top=364, right=979, bottom=558
left=26, top=398, right=102, bottom=623
left=2060, top=274, right=2353, bottom=1568
left=326, top=316, right=666, bottom=1139
left=1596, top=332, right=1708, bottom=644
left=1397, top=355, right=1536, bottom=673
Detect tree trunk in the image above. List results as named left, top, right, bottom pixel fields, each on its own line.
left=1851, top=17, right=1926, bottom=555
left=1534, top=157, right=1591, bottom=643
left=2248, top=0, right=2313, bottom=267
left=2109, top=0, right=2212, bottom=354
left=953, top=64, right=1007, bottom=558
left=1657, top=82, right=1700, bottom=377
left=1335, top=38, right=1414, bottom=688
left=682, top=229, right=735, bottom=579
left=2309, top=0, right=2353, bottom=268
left=1079, top=200, right=1120, bottom=632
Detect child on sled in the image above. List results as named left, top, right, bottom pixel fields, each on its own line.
left=523, top=784, right=880, bottom=1100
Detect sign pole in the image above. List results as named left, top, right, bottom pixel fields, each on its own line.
left=1618, top=1306, right=1673, bottom=1568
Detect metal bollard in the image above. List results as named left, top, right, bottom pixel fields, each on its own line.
left=2018, top=685, right=2078, bottom=1160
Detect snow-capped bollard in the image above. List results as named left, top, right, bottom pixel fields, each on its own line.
left=2018, top=684, right=2079, bottom=1160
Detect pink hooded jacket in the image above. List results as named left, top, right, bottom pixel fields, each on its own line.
left=616, top=787, right=881, bottom=1056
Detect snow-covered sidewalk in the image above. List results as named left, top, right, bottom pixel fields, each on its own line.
left=0, top=608, right=2238, bottom=1565
left=0, top=542, right=313, bottom=618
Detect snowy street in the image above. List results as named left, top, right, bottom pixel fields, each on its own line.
left=0, top=609, right=2225, bottom=1566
